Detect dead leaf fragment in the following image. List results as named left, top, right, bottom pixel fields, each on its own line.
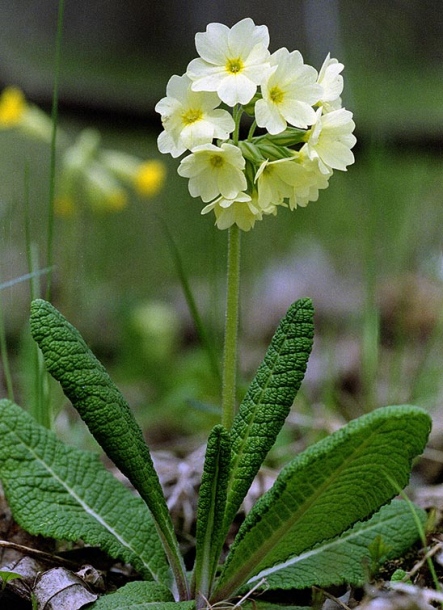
left=34, top=566, right=97, bottom=610
left=360, top=582, right=440, bottom=610
left=76, top=564, right=106, bottom=591
left=2, top=555, right=46, bottom=600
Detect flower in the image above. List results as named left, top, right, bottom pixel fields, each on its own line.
left=0, top=85, right=54, bottom=142
left=255, top=48, right=321, bottom=134
left=57, top=129, right=161, bottom=215
left=0, top=86, right=26, bottom=127
left=187, top=18, right=271, bottom=106
left=201, top=192, right=262, bottom=231
left=57, top=158, right=128, bottom=215
left=255, top=154, right=331, bottom=211
left=84, top=163, right=128, bottom=212
left=101, top=150, right=166, bottom=197
left=156, top=18, right=356, bottom=231
left=155, top=74, right=234, bottom=158
left=286, top=154, right=332, bottom=209
left=317, top=53, right=344, bottom=111
left=303, top=107, right=356, bottom=174
left=178, top=143, right=247, bottom=202
left=58, top=129, right=101, bottom=199
left=255, top=157, right=300, bottom=209
left=133, top=161, right=166, bottom=197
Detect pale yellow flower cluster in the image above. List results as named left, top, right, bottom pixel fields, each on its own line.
left=156, top=18, right=356, bottom=231
left=0, top=85, right=166, bottom=216
left=56, top=130, right=166, bottom=216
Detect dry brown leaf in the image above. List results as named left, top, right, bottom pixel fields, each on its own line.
left=34, top=566, right=97, bottom=610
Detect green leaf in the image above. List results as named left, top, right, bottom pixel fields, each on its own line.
left=212, top=405, right=431, bottom=602
left=224, top=298, right=314, bottom=530
left=89, top=581, right=194, bottom=609
left=244, top=499, right=427, bottom=591
left=29, top=299, right=188, bottom=598
left=192, top=425, right=230, bottom=602
left=0, top=570, right=22, bottom=586
left=0, top=399, right=170, bottom=584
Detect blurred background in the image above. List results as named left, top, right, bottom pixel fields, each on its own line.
left=0, top=0, right=443, bottom=455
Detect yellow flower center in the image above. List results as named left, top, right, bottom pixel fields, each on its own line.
left=226, top=58, right=244, bottom=75
left=0, top=86, right=26, bottom=127
left=269, top=86, right=285, bottom=105
left=181, top=108, right=203, bottom=126
left=210, top=155, right=224, bottom=168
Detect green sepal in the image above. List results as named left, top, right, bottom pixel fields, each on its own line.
left=0, top=399, right=170, bottom=584
left=29, top=299, right=188, bottom=599
left=224, top=298, right=314, bottom=531
left=192, top=425, right=230, bottom=603
left=239, top=141, right=265, bottom=164
left=255, top=126, right=307, bottom=148
left=254, top=141, right=295, bottom=160
left=212, top=405, right=431, bottom=602
left=242, top=92, right=262, bottom=116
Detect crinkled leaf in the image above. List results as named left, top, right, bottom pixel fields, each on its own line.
left=224, top=298, right=314, bottom=530
left=29, top=299, right=187, bottom=597
left=0, top=399, right=170, bottom=585
left=89, top=581, right=194, bottom=609
left=212, top=405, right=431, bottom=602
left=245, top=499, right=426, bottom=591
left=192, top=425, right=230, bottom=600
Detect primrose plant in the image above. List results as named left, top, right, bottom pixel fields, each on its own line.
left=0, top=18, right=432, bottom=610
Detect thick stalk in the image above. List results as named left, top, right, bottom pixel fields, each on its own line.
left=221, top=224, right=241, bottom=430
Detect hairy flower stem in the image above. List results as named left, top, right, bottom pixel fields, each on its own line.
left=221, top=224, right=241, bottom=430
left=232, top=104, right=243, bottom=146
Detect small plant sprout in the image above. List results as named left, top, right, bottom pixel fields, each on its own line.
left=0, top=17, right=432, bottom=610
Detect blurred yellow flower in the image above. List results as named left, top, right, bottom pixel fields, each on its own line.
left=85, top=164, right=128, bottom=213
left=0, top=86, right=26, bottom=127
left=54, top=195, right=77, bottom=217
left=101, top=150, right=166, bottom=198
left=0, top=85, right=56, bottom=142
left=56, top=130, right=133, bottom=215
left=103, top=190, right=128, bottom=212
left=133, top=160, right=166, bottom=196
